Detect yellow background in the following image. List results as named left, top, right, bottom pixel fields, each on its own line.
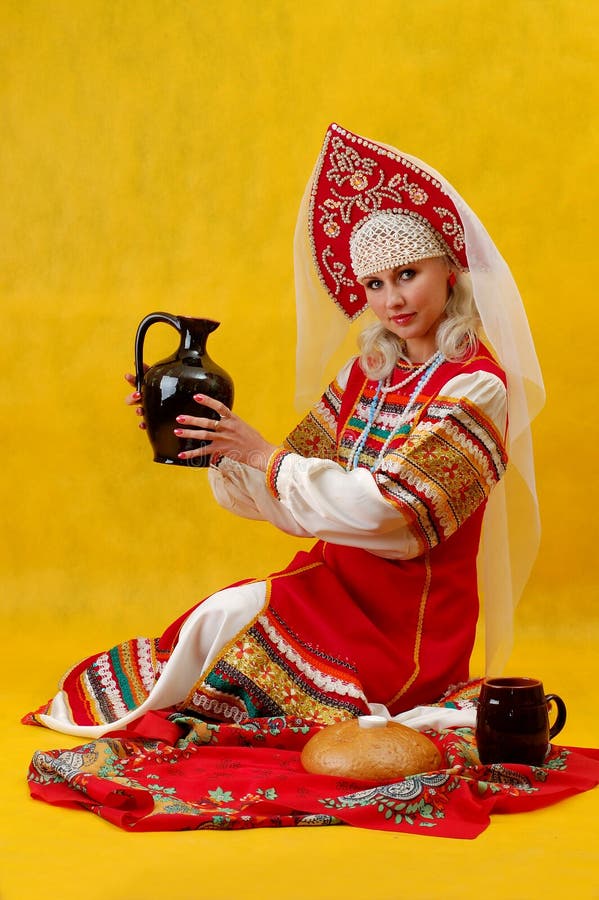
left=2, top=0, right=598, bottom=635
left=1, top=2, right=598, bottom=898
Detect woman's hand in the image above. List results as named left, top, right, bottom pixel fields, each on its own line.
left=174, top=394, right=278, bottom=472
left=124, top=371, right=147, bottom=429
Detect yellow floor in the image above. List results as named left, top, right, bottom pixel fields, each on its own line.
left=3, top=622, right=598, bottom=900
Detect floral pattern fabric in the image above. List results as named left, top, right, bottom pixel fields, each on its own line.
left=27, top=682, right=599, bottom=839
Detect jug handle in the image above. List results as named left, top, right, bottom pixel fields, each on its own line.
left=134, top=312, right=181, bottom=392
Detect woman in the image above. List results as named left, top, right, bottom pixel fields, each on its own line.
left=25, top=123, right=543, bottom=737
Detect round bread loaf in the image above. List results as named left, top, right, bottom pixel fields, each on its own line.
left=301, top=717, right=442, bottom=781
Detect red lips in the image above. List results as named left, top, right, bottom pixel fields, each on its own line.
left=391, top=313, right=416, bottom=326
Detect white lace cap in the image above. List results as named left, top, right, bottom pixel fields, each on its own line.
left=350, top=211, right=448, bottom=279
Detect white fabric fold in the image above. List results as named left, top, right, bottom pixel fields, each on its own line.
left=367, top=702, right=477, bottom=731
left=38, top=581, right=266, bottom=738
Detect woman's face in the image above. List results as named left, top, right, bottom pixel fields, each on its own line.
left=358, top=257, right=452, bottom=363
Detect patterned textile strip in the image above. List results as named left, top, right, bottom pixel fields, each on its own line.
left=373, top=396, right=507, bottom=549
left=276, top=346, right=508, bottom=555
left=23, top=637, right=162, bottom=728
left=386, top=552, right=432, bottom=707
left=284, top=373, right=344, bottom=460
left=180, top=565, right=370, bottom=726
left=265, top=448, right=293, bottom=500
left=332, top=357, right=508, bottom=553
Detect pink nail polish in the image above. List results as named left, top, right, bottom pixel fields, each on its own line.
left=174, top=429, right=183, bottom=436
left=133, top=392, right=141, bottom=400
left=176, top=416, right=186, bottom=423
left=177, top=452, right=186, bottom=459
left=194, top=394, right=204, bottom=401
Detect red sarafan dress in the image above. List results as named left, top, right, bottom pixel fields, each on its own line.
left=25, top=343, right=508, bottom=737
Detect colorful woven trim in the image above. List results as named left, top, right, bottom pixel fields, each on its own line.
left=181, top=606, right=370, bottom=726
left=284, top=374, right=343, bottom=461
left=333, top=358, right=508, bottom=553
left=22, top=637, right=164, bottom=728
left=367, top=397, right=505, bottom=551
left=266, top=448, right=294, bottom=500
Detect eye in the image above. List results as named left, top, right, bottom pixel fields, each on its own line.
left=398, top=268, right=416, bottom=281
left=364, top=278, right=383, bottom=290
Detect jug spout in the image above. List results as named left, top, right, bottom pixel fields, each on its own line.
left=178, top=317, right=220, bottom=354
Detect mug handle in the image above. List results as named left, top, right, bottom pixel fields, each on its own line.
left=545, top=693, right=567, bottom=739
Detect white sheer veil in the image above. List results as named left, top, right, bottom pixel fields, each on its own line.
left=293, top=131, right=545, bottom=676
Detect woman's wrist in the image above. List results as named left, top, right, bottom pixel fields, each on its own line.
left=251, top=441, right=279, bottom=472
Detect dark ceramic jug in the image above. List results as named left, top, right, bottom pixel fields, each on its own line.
left=134, top=312, right=234, bottom=467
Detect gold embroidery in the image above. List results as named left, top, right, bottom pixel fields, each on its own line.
left=285, top=387, right=340, bottom=460
left=382, top=430, right=486, bottom=537
left=269, top=561, right=323, bottom=582
left=215, top=631, right=354, bottom=725
left=386, top=553, right=432, bottom=707
left=377, top=396, right=507, bottom=544
left=182, top=562, right=365, bottom=725
left=186, top=578, right=271, bottom=702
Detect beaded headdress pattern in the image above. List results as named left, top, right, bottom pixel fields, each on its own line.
left=309, top=123, right=468, bottom=320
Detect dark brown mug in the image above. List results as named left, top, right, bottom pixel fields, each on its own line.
left=476, top=677, right=567, bottom=766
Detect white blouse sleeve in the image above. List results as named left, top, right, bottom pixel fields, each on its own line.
left=208, top=458, right=312, bottom=537
left=207, top=359, right=356, bottom=536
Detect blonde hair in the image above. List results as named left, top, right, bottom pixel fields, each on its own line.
left=357, top=268, right=480, bottom=380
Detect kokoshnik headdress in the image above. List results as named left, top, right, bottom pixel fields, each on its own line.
left=294, top=123, right=545, bottom=676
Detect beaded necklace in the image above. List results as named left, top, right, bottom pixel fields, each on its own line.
left=348, top=351, right=445, bottom=473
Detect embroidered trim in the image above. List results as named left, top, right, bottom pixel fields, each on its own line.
left=387, top=553, right=432, bottom=707
left=186, top=690, right=247, bottom=724
left=337, top=372, right=508, bottom=551
left=265, top=448, right=293, bottom=500
left=190, top=578, right=272, bottom=698
left=284, top=377, right=342, bottom=461
left=257, top=614, right=365, bottom=700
